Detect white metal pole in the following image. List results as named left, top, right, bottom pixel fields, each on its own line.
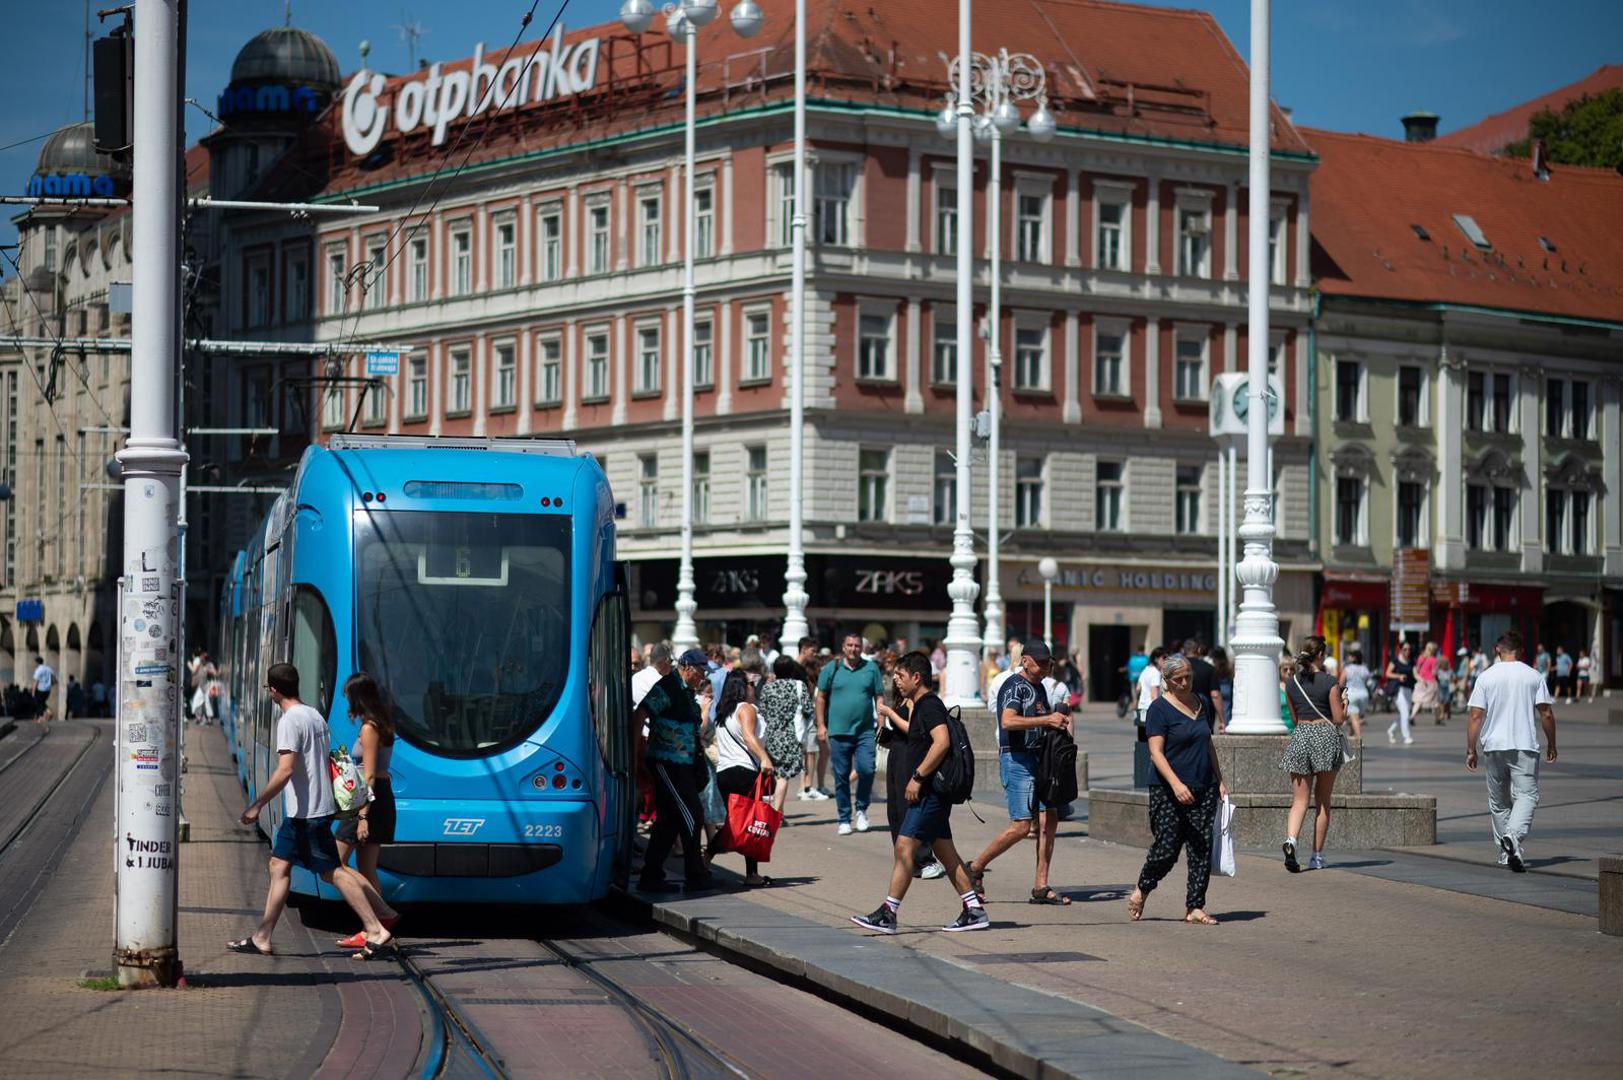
left=1228, top=0, right=1285, bottom=734
left=780, top=0, right=811, bottom=644
left=671, top=22, right=700, bottom=652
left=943, top=0, right=983, bottom=705
left=116, top=0, right=189, bottom=988
left=983, top=108, right=1004, bottom=659
left=1217, top=443, right=1227, bottom=647
left=1229, top=443, right=1240, bottom=638
left=1043, top=579, right=1053, bottom=651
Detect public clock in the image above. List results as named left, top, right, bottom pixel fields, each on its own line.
left=1232, top=382, right=1278, bottom=424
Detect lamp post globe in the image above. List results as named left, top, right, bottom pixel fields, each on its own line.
left=665, top=4, right=690, bottom=39
left=991, top=97, right=1021, bottom=134
left=1027, top=101, right=1056, bottom=142
left=1038, top=556, right=1058, bottom=582
left=729, top=0, right=764, bottom=38
left=936, top=99, right=958, bottom=139
left=619, top=0, right=658, bottom=33
left=973, top=112, right=993, bottom=143
left=681, top=0, right=719, bottom=27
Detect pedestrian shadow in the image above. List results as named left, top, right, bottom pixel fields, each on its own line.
left=1062, top=885, right=1132, bottom=903
left=1527, top=855, right=1585, bottom=870
left=185, top=969, right=402, bottom=988
left=1213, top=909, right=1266, bottom=923
left=1324, top=859, right=1392, bottom=869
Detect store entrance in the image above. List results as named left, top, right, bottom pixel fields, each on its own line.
left=1088, top=625, right=1132, bottom=703
left=1163, top=608, right=1216, bottom=650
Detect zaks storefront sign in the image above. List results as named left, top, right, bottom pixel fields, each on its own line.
left=342, top=26, right=601, bottom=155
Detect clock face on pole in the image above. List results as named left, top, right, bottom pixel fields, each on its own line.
left=1232, top=383, right=1279, bottom=424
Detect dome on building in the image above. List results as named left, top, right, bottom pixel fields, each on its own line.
left=35, top=122, right=129, bottom=181
left=229, top=26, right=341, bottom=90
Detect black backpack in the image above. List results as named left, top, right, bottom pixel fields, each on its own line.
left=930, top=704, right=976, bottom=805
left=1030, top=727, right=1079, bottom=811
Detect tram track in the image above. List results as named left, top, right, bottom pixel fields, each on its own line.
left=395, top=945, right=509, bottom=1079
left=0, top=719, right=50, bottom=779
left=0, top=722, right=101, bottom=862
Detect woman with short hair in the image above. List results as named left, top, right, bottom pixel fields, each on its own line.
left=1279, top=636, right=1347, bottom=872
left=1126, top=654, right=1227, bottom=926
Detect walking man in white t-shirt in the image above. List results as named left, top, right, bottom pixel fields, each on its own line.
left=1465, top=630, right=1557, bottom=873
left=230, top=662, right=395, bottom=957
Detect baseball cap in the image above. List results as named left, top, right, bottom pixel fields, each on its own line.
left=676, top=648, right=708, bottom=669
left=1022, top=638, right=1052, bottom=663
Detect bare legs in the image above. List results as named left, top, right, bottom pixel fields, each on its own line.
left=888, top=835, right=975, bottom=904
left=1286, top=773, right=1312, bottom=843
left=1312, top=771, right=1337, bottom=853
left=249, top=859, right=389, bottom=952
left=335, top=839, right=399, bottom=923
left=970, top=810, right=1059, bottom=895
left=250, top=857, right=294, bottom=952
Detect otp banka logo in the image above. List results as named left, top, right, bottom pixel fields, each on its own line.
left=342, top=72, right=390, bottom=156
left=442, top=818, right=486, bottom=836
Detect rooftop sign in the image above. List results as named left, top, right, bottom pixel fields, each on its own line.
left=341, top=25, right=601, bottom=156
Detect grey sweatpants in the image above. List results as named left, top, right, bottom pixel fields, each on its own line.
left=1484, top=749, right=1540, bottom=849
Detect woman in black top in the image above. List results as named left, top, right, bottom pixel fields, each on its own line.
left=1384, top=641, right=1416, bottom=745
left=1126, top=654, right=1228, bottom=926
left=1279, top=636, right=1346, bottom=873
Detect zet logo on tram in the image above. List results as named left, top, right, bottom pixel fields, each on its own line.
left=442, top=818, right=486, bottom=836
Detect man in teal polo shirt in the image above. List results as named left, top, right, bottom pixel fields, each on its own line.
left=816, top=631, right=884, bottom=835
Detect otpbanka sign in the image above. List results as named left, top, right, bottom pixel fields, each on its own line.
left=343, top=25, right=601, bottom=155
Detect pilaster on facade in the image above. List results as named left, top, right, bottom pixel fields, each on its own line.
left=1062, top=310, right=1081, bottom=423
left=1294, top=185, right=1312, bottom=290
left=566, top=185, right=580, bottom=278
left=717, top=299, right=734, bottom=415
left=903, top=299, right=923, bottom=414
left=1144, top=174, right=1162, bottom=277
left=472, top=338, right=488, bottom=437
left=721, top=154, right=735, bottom=257
left=1222, top=321, right=1238, bottom=377
left=1064, top=169, right=1081, bottom=268
left=1433, top=345, right=1466, bottom=570
left=516, top=332, right=533, bottom=436
left=615, top=176, right=630, bottom=273
left=1144, top=316, right=1163, bottom=429
left=1223, top=179, right=1238, bottom=282
left=801, top=289, right=839, bottom=410
left=1519, top=365, right=1543, bottom=573
left=612, top=316, right=628, bottom=427
left=562, top=319, right=578, bottom=430
left=904, top=149, right=922, bottom=254
left=663, top=305, right=679, bottom=423
left=1604, top=378, right=1623, bottom=575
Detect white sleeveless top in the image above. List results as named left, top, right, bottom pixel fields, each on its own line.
left=716, top=704, right=765, bottom=772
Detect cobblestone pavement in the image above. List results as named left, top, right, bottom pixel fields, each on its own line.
left=727, top=771, right=1623, bottom=1079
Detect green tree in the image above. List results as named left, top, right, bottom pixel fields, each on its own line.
left=1503, top=89, right=1623, bottom=170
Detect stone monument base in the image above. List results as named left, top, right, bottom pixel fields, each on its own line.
left=1087, top=787, right=1437, bottom=850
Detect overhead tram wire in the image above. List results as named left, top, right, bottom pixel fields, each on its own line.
left=0, top=247, right=124, bottom=438
left=0, top=251, right=97, bottom=471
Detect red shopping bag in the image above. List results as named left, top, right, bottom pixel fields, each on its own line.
left=718, top=774, right=781, bottom=863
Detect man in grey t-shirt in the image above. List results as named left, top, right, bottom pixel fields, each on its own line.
left=230, top=662, right=395, bottom=957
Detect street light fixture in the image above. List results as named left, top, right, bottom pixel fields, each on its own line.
left=1038, top=556, right=1059, bottom=650
left=940, top=46, right=1052, bottom=669
left=780, top=0, right=813, bottom=646
left=622, top=0, right=759, bottom=651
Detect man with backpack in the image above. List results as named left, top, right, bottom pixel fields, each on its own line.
left=850, top=652, right=988, bottom=934
left=967, top=638, right=1075, bottom=906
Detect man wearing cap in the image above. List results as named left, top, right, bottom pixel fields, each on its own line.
left=966, top=637, right=1074, bottom=905
left=633, top=648, right=714, bottom=892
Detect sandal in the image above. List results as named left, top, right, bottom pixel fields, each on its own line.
left=743, top=875, right=774, bottom=888
left=336, top=931, right=368, bottom=949
left=1184, top=910, right=1218, bottom=926
left=1029, top=887, right=1072, bottom=906
left=227, top=937, right=272, bottom=956
left=351, top=939, right=396, bottom=961
left=1126, top=890, right=1146, bottom=922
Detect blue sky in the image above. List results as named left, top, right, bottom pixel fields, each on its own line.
left=4, top=0, right=1618, bottom=250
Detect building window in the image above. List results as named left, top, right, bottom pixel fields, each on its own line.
left=362, top=238, right=386, bottom=309
left=1177, top=204, right=1210, bottom=277
left=488, top=214, right=513, bottom=289
left=745, top=445, right=768, bottom=522
left=1571, top=490, right=1591, bottom=555
left=694, top=185, right=714, bottom=259
left=450, top=223, right=472, bottom=295
left=1492, top=486, right=1515, bottom=550
left=407, top=233, right=428, bottom=302
left=1015, top=456, right=1044, bottom=528
left=1096, top=195, right=1128, bottom=271
left=933, top=450, right=956, bottom=525
left=43, top=227, right=57, bottom=272
left=693, top=318, right=713, bottom=387
left=1546, top=378, right=1565, bottom=437
left=493, top=342, right=516, bottom=408
left=539, top=207, right=562, bottom=281
left=1571, top=380, right=1590, bottom=440
left=858, top=447, right=889, bottom=522
left=935, top=181, right=958, bottom=256
left=692, top=451, right=711, bottom=525
left=585, top=330, right=610, bottom=400
left=286, top=249, right=309, bottom=321
left=407, top=357, right=428, bottom=418
left=1491, top=373, right=1513, bottom=433
left=774, top=162, right=796, bottom=247
left=1466, top=483, right=1487, bottom=549
left=635, top=325, right=661, bottom=395
left=638, top=191, right=661, bottom=267
left=1546, top=489, right=1566, bottom=554
left=814, top=162, right=855, bottom=246
left=1335, top=359, right=1363, bottom=423
left=932, top=319, right=957, bottom=386
left=639, top=455, right=659, bottom=527
left=326, top=247, right=346, bottom=314
left=1397, top=480, right=1425, bottom=547
left=744, top=312, right=771, bottom=382
left=365, top=381, right=386, bottom=425
left=1467, top=372, right=1485, bottom=432
left=1335, top=476, right=1365, bottom=546
left=1470, top=483, right=1515, bottom=550
left=858, top=311, right=892, bottom=381
left=1013, top=326, right=1047, bottom=391
left=321, top=382, right=346, bottom=430
left=1016, top=191, right=1046, bottom=262
left=1268, top=208, right=1286, bottom=286
left=1173, top=330, right=1207, bottom=401
left=1094, top=323, right=1127, bottom=396
left=246, top=255, right=271, bottom=327
left=1095, top=460, right=1124, bottom=532
left=588, top=202, right=610, bottom=274
left=537, top=336, right=561, bottom=405
left=1175, top=465, right=1202, bottom=535
left=448, top=349, right=471, bottom=414
left=1398, top=366, right=1423, bottom=426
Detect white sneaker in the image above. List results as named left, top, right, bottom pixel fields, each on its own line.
left=854, top=811, right=870, bottom=833
left=810, top=788, right=830, bottom=801
left=919, top=861, right=947, bottom=880
left=797, top=789, right=820, bottom=801
left=1387, top=728, right=1397, bottom=743
left=1308, top=853, right=1325, bottom=871
left=837, top=822, right=853, bottom=836
left=1403, top=736, right=1415, bottom=745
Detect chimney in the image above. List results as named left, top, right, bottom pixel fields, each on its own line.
left=1532, top=138, right=1551, bottom=181
left=1402, top=111, right=1439, bottom=143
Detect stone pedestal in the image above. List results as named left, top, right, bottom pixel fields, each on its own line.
left=1602, top=855, right=1623, bottom=936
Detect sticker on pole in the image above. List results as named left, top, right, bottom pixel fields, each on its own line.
left=366, top=351, right=400, bottom=376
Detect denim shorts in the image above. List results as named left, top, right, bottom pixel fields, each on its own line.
left=271, top=815, right=341, bottom=874
left=898, top=792, right=953, bottom=844
left=999, top=750, right=1047, bottom=822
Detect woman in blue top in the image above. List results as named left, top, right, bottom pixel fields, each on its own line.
left=1126, top=654, right=1228, bottom=926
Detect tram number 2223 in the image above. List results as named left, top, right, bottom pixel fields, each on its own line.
left=523, top=823, right=564, bottom=839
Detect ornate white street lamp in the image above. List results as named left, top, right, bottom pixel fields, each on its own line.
left=779, top=0, right=812, bottom=645
left=621, top=0, right=759, bottom=650
left=1038, top=556, right=1059, bottom=650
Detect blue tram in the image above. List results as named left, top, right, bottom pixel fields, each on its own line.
left=217, top=435, right=634, bottom=904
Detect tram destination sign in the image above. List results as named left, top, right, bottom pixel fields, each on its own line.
left=342, top=25, right=602, bottom=156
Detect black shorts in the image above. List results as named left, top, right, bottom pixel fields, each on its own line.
left=898, top=792, right=953, bottom=844
left=272, top=816, right=341, bottom=874
left=336, top=776, right=396, bottom=845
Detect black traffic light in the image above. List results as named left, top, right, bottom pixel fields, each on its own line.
left=93, top=27, right=134, bottom=158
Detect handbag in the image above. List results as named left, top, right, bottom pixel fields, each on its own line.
left=717, top=773, right=781, bottom=863
left=1210, top=794, right=1236, bottom=877
left=329, top=747, right=370, bottom=819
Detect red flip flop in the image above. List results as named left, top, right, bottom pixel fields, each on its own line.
left=336, top=931, right=368, bottom=949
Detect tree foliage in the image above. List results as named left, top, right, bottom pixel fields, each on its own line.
left=1503, top=89, right=1623, bottom=170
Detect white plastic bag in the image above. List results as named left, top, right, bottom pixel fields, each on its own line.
left=1211, top=794, right=1236, bottom=877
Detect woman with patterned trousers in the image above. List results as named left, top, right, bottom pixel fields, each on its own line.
left=1126, top=654, right=1228, bottom=926
left=1279, top=636, right=1347, bottom=872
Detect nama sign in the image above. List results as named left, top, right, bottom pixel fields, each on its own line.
left=27, top=173, right=122, bottom=198
left=342, top=25, right=601, bottom=156
left=218, top=81, right=325, bottom=119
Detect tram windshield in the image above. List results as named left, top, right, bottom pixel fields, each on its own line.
left=354, top=510, right=572, bottom=756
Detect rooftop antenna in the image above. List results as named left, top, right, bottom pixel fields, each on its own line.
left=284, top=0, right=293, bottom=27
left=393, top=12, right=427, bottom=70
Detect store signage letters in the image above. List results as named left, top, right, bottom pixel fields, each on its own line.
left=27, top=173, right=120, bottom=198
left=342, top=26, right=601, bottom=155
left=1021, top=567, right=1218, bottom=593
left=217, top=82, right=323, bottom=118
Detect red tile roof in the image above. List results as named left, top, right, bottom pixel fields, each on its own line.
left=312, top=0, right=1308, bottom=197
left=1306, top=128, right=1623, bottom=325
left=1433, top=65, right=1623, bottom=155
